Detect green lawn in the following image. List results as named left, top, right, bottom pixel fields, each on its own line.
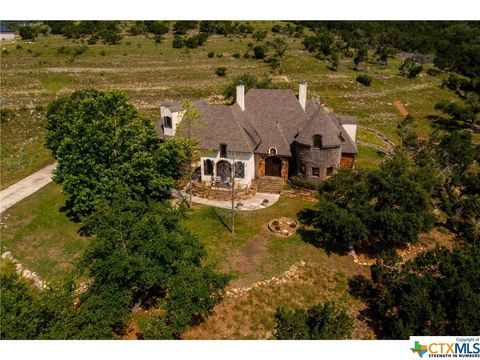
left=0, top=182, right=88, bottom=281
left=0, top=23, right=460, bottom=187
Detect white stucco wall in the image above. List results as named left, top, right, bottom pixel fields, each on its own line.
left=342, top=124, right=357, bottom=142
left=200, top=151, right=255, bottom=188
left=160, top=107, right=184, bottom=136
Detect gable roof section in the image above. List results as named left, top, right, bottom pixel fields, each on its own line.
left=167, top=100, right=259, bottom=153
left=244, top=89, right=308, bottom=155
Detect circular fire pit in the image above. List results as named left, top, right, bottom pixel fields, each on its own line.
left=268, top=217, right=298, bottom=237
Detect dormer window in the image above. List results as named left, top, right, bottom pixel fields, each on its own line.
left=164, top=116, right=172, bottom=129
left=313, top=134, right=322, bottom=148
left=269, top=147, right=277, bottom=156
left=220, top=143, right=227, bottom=158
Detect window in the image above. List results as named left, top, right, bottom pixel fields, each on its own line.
left=300, top=164, right=306, bottom=175
left=326, top=167, right=334, bottom=176
left=269, top=147, right=277, bottom=156
left=203, top=159, right=214, bottom=176
left=220, top=143, right=227, bottom=158
left=313, top=134, right=322, bottom=148
left=312, top=167, right=320, bottom=177
left=234, top=162, right=245, bottom=178
left=164, top=116, right=172, bottom=129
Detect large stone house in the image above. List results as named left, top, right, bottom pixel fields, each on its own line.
left=156, top=82, right=357, bottom=192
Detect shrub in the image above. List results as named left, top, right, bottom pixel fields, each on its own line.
left=356, top=74, right=372, bottom=86
left=87, top=36, right=98, bottom=45
left=253, top=45, right=266, bottom=59
left=172, top=35, right=184, bottom=48
left=275, top=225, right=281, bottom=231
left=253, top=30, right=267, bottom=41
left=427, top=67, right=441, bottom=76
left=19, top=25, right=39, bottom=41
left=289, top=175, right=320, bottom=190
left=272, top=220, right=279, bottom=226
left=154, top=35, right=163, bottom=44
left=16, top=44, right=23, bottom=50
left=100, top=49, right=106, bottom=56
left=207, top=51, right=214, bottom=58
left=232, top=53, right=240, bottom=59
left=215, top=67, right=227, bottom=77
left=275, top=302, right=354, bottom=340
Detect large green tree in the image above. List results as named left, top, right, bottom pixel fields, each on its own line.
left=298, top=152, right=437, bottom=254
left=45, top=89, right=187, bottom=219
left=79, top=190, right=230, bottom=338
left=350, top=246, right=480, bottom=338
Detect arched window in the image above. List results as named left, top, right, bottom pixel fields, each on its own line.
left=234, top=161, right=245, bottom=178
left=203, top=159, right=214, bottom=175
left=313, top=134, right=322, bottom=148
left=269, top=147, right=277, bottom=156
left=164, top=116, right=172, bottom=129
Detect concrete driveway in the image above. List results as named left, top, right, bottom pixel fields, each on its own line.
left=0, top=163, right=56, bottom=213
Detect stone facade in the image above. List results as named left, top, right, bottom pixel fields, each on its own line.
left=295, top=144, right=342, bottom=181
left=340, top=153, right=355, bottom=168
left=255, top=154, right=289, bottom=182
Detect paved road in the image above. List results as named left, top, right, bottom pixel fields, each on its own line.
left=0, top=163, right=56, bottom=213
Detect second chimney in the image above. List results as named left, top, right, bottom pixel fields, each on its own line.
left=236, top=84, right=245, bottom=111
left=299, top=80, right=307, bottom=111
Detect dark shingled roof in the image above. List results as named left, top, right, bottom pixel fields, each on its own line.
left=158, top=88, right=357, bottom=155
left=244, top=89, right=308, bottom=156
left=297, top=107, right=342, bottom=148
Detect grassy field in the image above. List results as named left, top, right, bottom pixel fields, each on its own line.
left=1, top=22, right=457, bottom=187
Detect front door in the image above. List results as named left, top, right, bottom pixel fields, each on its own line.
left=265, top=156, right=282, bottom=177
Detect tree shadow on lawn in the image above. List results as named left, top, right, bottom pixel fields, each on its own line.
left=297, top=227, right=351, bottom=256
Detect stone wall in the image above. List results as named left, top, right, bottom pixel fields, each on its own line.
left=189, top=181, right=257, bottom=201
left=340, top=153, right=355, bottom=168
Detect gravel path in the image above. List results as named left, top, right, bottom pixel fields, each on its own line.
left=0, top=163, right=55, bottom=213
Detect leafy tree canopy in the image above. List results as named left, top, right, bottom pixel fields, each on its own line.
left=45, top=89, right=188, bottom=219
left=350, top=246, right=480, bottom=338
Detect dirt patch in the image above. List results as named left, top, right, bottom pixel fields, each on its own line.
left=121, top=321, right=139, bottom=340
left=229, top=234, right=268, bottom=288
left=394, top=100, right=409, bottom=117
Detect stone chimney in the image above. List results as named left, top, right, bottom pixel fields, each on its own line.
left=299, top=80, right=307, bottom=111
left=236, top=83, right=245, bottom=111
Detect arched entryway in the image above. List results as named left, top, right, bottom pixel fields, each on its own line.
left=265, top=156, right=282, bottom=177
left=216, top=160, right=232, bottom=181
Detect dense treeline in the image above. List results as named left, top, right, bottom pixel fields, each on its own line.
left=297, top=21, right=480, bottom=78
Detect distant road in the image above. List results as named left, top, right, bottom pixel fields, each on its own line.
left=0, top=163, right=56, bottom=213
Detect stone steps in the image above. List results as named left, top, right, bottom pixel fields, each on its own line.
left=256, top=177, right=284, bottom=194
